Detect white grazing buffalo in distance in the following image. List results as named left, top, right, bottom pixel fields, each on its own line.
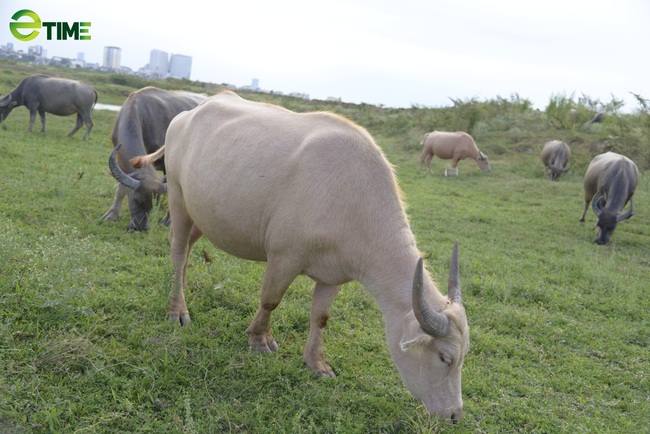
left=540, top=140, right=572, bottom=181
left=126, top=91, right=470, bottom=422
left=580, top=152, right=639, bottom=244
left=419, top=131, right=490, bottom=175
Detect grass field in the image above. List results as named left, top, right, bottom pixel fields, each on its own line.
left=0, top=63, right=648, bottom=433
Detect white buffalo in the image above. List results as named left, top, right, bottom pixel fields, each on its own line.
left=540, top=140, right=572, bottom=181
left=124, top=91, right=470, bottom=421
left=419, top=131, right=490, bottom=175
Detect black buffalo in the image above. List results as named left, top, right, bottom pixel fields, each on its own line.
left=579, top=152, right=639, bottom=244
left=102, top=86, right=207, bottom=231
left=0, top=75, right=97, bottom=140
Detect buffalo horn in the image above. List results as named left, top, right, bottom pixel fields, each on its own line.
left=412, top=257, right=451, bottom=338
left=617, top=199, right=634, bottom=222
left=109, top=144, right=141, bottom=190
left=592, top=192, right=605, bottom=217
left=448, top=241, right=462, bottom=304
left=0, top=94, right=12, bottom=107
left=563, top=161, right=573, bottom=173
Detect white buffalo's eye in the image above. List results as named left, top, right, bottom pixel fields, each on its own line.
left=440, top=354, right=452, bottom=366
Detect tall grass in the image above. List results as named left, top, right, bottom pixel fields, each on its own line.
left=0, top=62, right=648, bottom=433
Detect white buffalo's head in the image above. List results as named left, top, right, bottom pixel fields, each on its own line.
left=392, top=243, right=469, bottom=422
left=476, top=151, right=491, bottom=172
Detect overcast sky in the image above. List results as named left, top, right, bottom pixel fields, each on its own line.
left=2, top=0, right=649, bottom=111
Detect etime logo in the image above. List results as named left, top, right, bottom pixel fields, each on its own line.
left=10, top=9, right=91, bottom=42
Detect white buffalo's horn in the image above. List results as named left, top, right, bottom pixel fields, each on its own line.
left=109, top=144, right=141, bottom=191
left=412, top=257, right=451, bottom=338
left=617, top=199, right=633, bottom=222
left=448, top=241, right=462, bottom=304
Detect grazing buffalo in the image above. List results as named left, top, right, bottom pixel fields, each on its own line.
left=580, top=152, right=639, bottom=244
left=102, top=87, right=207, bottom=231
left=589, top=112, right=606, bottom=124
left=0, top=75, right=97, bottom=140
left=420, top=131, right=490, bottom=175
left=124, top=91, right=470, bottom=421
left=540, top=140, right=572, bottom=181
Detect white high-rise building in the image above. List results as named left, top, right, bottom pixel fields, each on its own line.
left=169, top=54, right=192, bottom=79
left=103, top=46, right=121, bottom=69
left=149, top=49, right=169, bottom=78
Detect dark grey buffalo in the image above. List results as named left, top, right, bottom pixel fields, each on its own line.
left=102, top=87, right=207, bottom=231
left=579, top=152, right=639, bottom=244
left=540, top=140, right=572, bottom=181
left=589, top=112, right=606, bottom=124
left=0, top=75, right=97, bottom=140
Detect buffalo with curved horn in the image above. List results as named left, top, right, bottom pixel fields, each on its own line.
left=132, top=91, right=470, bottom=422
left=580, top=152, right=638, bottom=244
left=540, top=140, right=572, bottom=181
left=101, top=87, right=206, bottom=231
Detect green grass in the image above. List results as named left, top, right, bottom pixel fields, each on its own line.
left=0, top=63, right=648, bottom=433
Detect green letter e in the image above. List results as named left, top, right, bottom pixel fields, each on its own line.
left=10, top=9, right=42, bottom=42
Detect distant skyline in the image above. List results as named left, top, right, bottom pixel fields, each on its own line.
left=1, top=0, right=649, bottom=111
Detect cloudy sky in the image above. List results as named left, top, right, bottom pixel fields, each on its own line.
left=2, top=0, right=648, bottom=110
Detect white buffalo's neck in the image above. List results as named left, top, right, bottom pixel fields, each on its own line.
left=356, top=229, right=449, bottom=331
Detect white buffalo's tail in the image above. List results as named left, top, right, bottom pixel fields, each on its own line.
left=131, top=146, right=166, bottom=168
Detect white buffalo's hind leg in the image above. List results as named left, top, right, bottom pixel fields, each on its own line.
left=303, top=283, right=341, bottom=378
left=246, top=258, right=301, bottom=353
left=420, top=152, right=433, bottom=173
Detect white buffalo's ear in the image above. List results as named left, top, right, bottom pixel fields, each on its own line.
left=400, top=333, right=432, bottom=351
left=400, top=317, right=434, bottom=351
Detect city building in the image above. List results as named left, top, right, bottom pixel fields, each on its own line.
left=169, top=54, right=192, bottom=79
left=149, top=49, right=169, bottom=78
left=103, top=46, right=121, bottom=69
left=28, top=45, right=45, bottom=57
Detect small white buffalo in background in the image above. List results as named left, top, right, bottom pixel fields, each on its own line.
left=540, top=140, right=572, bottom=181
left=419, top=131, right=491, bottom=175
left=126, top=91, right=470, bottom=422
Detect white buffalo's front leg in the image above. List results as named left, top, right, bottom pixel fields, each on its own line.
left=246, top=257, right=300, bottom=353
left=167, top=212, right=202, bottom=326
left=303, top=283, right=341, bottom=378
